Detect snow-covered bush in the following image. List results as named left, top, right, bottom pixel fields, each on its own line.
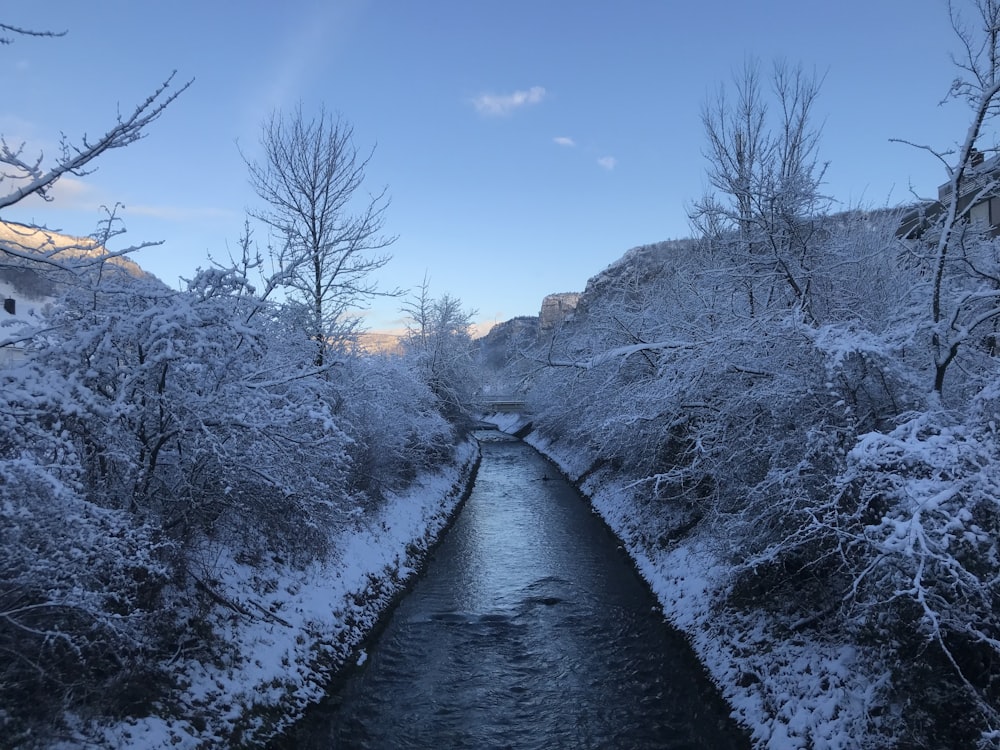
left=510, top=209, right=950, bottom=742
left=31, top=270, right=352, bottom=562
left=0, top=365, right=172, bottom=744
left=337, top=352, right=454, bottom=502
left=836, top=406, right=1000, bottom=746
left=401, top=286, right=483, bottom=428
left=0, top=253, right=475, bottom=738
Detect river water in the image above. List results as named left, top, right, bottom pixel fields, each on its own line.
left=282, top=431, right=750, bottom=749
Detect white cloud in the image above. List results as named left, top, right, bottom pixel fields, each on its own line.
left=472, top=86, right=546, bottom=117
left=553, top=136, right=575, bottom=147
left=597, top=156, right=618, bottom=171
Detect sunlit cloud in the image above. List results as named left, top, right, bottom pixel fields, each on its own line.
left=597, top=156, right=618, bottom=171
left=15, top=180, right=233, bottom=226
left=471, top=86, right=546, bottom=117
left=553, top=136, right=575, bottom=147
left=19, top=176, right=104, bottom=211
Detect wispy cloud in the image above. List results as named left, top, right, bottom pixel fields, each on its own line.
left=471, top=86, right=546, bottom=117
left=126, top=204, right=236, bottom=222
left=20, top=180, right=233, bottom=223
left=597, top=156, right=618, bottom=171
left=553, top=136, right=575, bottom=147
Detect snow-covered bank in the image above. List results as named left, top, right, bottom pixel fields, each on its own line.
left=484, top=413, right=881, bottom=749
left=85, top=440, right=479, bottom=749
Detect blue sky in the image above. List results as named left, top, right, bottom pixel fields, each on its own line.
left=0, top=1, right=980, bottom=331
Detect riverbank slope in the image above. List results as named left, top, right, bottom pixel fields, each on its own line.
left=486, top=413, right=879, bottom=750
left=84, top=441, right=479, bottom=749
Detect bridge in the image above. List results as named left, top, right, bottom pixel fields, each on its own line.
left=481, top=398, right=528, bottom=414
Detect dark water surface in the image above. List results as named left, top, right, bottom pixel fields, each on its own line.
left=282, top=431, right=750, bottom=749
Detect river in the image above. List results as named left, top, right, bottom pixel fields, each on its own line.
left=281, top=430, right=750, bottom=748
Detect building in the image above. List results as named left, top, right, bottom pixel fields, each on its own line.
left=898, top=149, right=1000, bottom=238
left=938, top=149, right=1000, bottom=230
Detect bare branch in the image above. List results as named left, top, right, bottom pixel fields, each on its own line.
left=0, top=23, right=66, bottom=44
left=0, top=72, right=192, bottom=211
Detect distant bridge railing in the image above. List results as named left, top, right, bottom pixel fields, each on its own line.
left=481, top=399, right=528, bottom=413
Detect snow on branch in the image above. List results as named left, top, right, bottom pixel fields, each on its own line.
left=541, top=338, right=697, bottom=370
left=0, top=72, right=191, bottom=211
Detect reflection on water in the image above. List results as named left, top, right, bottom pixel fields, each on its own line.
left=284, top=432, right=750, bottom=749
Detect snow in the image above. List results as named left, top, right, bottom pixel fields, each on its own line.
left=483, top=411, right=529, bottom=436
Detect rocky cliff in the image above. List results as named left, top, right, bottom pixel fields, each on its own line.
left=539, top=292, right=581, bottom=336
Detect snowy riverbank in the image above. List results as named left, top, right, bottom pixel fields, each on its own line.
left=485, top=413, right=884, bottom=750
left=77, top=440, right=480, bottom=749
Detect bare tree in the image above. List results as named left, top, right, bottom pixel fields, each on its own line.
left=244, top=105, right=397, bottom=365
left=401, top=272, right=435, bottom=350
left=690, top=59, right=828, bottom=320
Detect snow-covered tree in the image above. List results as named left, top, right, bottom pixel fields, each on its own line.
left=401, top=280, right=481, bottom=425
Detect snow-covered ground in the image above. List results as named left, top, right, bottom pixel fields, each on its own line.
left=76, top=440, right=479, bottom=749
left=485, top=413, right=884, bottom=750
